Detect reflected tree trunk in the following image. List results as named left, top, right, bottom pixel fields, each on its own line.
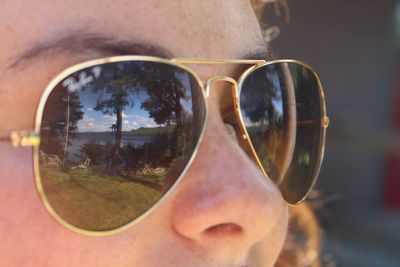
left=111, top=109, right=123, bottom=169
left=62, top=92, right=70, bottom=167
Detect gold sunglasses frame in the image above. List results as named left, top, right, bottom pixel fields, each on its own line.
left=0, top=55, right=328, bottom=236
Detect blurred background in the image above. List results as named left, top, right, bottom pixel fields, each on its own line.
left=261, top=0, right=400, bottom=266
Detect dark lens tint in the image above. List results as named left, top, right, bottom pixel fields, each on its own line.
left=38, top=60, right=205, bottom=231
left=239, top=62, right=325, bottom=204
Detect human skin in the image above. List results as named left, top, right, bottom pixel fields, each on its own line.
left=0, top=1, right=289, bottom=266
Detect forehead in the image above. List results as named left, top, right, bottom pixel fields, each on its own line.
left=0, top=0, right=266, bottom=63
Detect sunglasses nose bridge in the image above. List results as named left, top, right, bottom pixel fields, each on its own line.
left=204, top=76, right=238, bottom=98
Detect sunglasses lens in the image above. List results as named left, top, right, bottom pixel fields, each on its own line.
left=239, top=62, right=325, bottom=204
left=38, top=60, right=205, bottom=231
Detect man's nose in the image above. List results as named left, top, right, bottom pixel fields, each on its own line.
left=170, top=91, right=287, bottom=260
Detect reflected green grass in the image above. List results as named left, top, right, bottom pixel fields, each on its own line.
left=40, top=166, right=163, bottom=231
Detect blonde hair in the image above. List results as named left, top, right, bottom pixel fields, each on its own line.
left=251, top=1, right=322, bottom=266
left=276, top=204, right=322, bottom=267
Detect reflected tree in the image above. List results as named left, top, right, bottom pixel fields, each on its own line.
left=88, top=62, right=191, bottom=172
left=79, top=139, right=104, bottom=166
left=140, top=68, right=190, bottom=156
left=140, top=69, right=188, bottom=126
left=41, top=88, right=83, bottom=163
left=90, top=63, right=141, bottom=170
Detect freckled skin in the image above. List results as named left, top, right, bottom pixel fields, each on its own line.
left=0, top=1, right=288, bottom=266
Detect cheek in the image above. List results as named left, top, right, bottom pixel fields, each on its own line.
left=0, top=146, right=38, bottom=224
left=0, top=144, right=164, bottom=266
left=0, top=145, right=47, bottom=261
left=0, top=146, right=86, bottom=263
left=249, top=206, right=289, bottom=267
left=0, top=146, right=74, bottom=263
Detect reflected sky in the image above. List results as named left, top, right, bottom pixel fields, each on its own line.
left=73, top=69, right=194, bottom=132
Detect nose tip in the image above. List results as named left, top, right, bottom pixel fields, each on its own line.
left=170, top=111, right=286, bottom=258
left=172, top=184, right=282, bottom=244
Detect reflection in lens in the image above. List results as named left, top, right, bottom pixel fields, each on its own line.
left=38, top=61, right=205, bottom=231
left=240, top=62, right=324, bottom=204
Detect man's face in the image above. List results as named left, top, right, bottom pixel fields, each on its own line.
left=0, top=1, right=288, bottom=266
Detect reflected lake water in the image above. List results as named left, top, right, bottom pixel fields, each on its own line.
left=68, top=132, right=154, bottom=162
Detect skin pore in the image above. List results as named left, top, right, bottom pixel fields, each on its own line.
left=0, top=1, right=289, bottom=266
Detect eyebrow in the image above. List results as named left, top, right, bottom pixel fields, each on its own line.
left=7, top=30, right=272, bottom=71
left=8, top=31, right=174, bottom=70
left=232, top=46, right=273, bottom=77
left=244, top=47, right=273, bottom=61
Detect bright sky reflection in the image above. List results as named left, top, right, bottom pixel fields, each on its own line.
left=76, top=75, right=193, bottom=132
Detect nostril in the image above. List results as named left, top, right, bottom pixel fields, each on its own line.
left=204, top=223, right=243, bottom=236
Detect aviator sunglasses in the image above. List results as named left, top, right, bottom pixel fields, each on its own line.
left=1, top=56, right=328, bottom=235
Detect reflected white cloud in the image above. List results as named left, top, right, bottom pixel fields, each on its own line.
left=102, top=114, right=117, bottom=123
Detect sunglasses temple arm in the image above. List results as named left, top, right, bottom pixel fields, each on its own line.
left=297, top=117, right=330, bottom=128
left=0, top=131, right=40, bottom=147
